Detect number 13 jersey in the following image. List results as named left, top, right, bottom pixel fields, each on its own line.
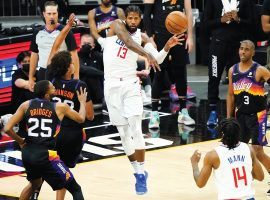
left=103, top=27, right=141, bottom=79
left=232, top=62, right=266, bottom=114
left=214, top=142, right=253, bottom=200
left=25, top=98, right=60, bottom=149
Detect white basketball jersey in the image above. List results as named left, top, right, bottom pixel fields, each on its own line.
left=214, top=142, right=254, bottom=200
left=103, top=29, right=141, bottom=79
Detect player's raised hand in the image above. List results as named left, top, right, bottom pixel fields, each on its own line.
left=67, top=13, right=76, bottom=27
left=76, top=87, right=87, bottom=104
left=190, top=150, right=201, bottom=165
left=146, top=53, right=160, bottom=72
left=164, top=34, right=185, bottom=51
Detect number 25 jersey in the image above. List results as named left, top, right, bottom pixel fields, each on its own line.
left=25, top=98, right=60, bottom=149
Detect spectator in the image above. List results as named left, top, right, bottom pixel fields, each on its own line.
left=203, top=0, right=254, bottom=126
left=78, top=33, right=104, bottom=104
left=29, top=1, right=79, bottom=91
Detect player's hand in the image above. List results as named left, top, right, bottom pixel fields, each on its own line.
left=136, top=69, right=150, bottom=78
left=231, top=10, right=240, bottom=22
left=146, top=53, right=160, bottom=72
left=28, top=78, right=35, bottom=92
left=67, top=13, right=76, bottom=27
left=77, top=87, right=87, bottom=104
left=19, top=140, right=26, bottom=149
left=190, top=150, right=201, bottom=164
left=221, top=12, right=232, bottom=23
left=164, top=34, right=185, bottom=51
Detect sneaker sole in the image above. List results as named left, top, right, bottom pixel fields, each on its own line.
left=178, top=120, right=195, bottom=126
left=136, top=190, right=148, bottom=195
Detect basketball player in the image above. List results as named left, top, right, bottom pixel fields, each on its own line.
left=88, top=0, right=125, bottom=39
left=227, top=40, right=270, bottom=194
left=191, top=118, right=264, bottom=199
left=144, top=0, right=195, bottom=128
left=3, top=80, right=87, bottom=200
left=97, top=5, right=184, bottom=194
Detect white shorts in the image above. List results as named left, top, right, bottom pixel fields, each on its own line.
left=104, top=77, right=143, bottom=125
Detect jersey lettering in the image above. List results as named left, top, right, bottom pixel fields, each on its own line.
left=232, top=166, right=247, bottom=188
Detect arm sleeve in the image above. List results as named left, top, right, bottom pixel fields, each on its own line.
left=29, top=29, right=39, bottom=53
left=65, top=30, right=77, bottom=51
left=203, top=0, right=222, bottom=29
left=143, top=3, right=154, bottom=37
left=144, top=43, right=168, bottom=64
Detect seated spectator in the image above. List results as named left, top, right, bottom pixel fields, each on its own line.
left=78, top=33, right=104, bottom=104
left=12, top=51, right=36, bottom=111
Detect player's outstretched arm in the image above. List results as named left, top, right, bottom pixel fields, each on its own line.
left=47, top=13, right=76, bottom=65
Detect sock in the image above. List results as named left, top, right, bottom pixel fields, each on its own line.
left=137, top=162, right=145, bottom=175
left=209, top=104, right=217, bottom=111
left=152, top=100, right=159, bottom=111
left=131, top=161, right=138, bottom=174
left=179, top=98, right=186, bottom=109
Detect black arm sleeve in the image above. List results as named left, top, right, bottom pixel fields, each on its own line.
left=29, top=28, right=40, bottom=53
left=203, top=0, right=222, bottom=30
left=143, top=3, right=154, bottom=37
left=65, top=30, right=78, bottom=51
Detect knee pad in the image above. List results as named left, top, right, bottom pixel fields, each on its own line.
left=117, top=125, right=135, bottom=156
left=128, top=116, right=145, bottom=149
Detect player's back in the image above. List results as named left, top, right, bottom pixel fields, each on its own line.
left=214, top=142, right=254, bottom=200
left=52, top=78, right=87, bottom=128
left=103, top=28, right=141, bottom=79
left=24, top=98, right=60, bottom=149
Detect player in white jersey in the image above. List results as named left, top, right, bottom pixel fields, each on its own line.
left=191, top=118, right=264, bottom=200
left=97, top=5, right=184, bottom=195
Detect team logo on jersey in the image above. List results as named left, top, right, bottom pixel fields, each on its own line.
left=233, top=81, right=252, bottom=91
left=247, top=72, right=253, bottom=78
left=111, top=11, right=117, bottom=16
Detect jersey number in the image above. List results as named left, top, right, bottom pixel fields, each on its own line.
left=53, top=97, right=74, bottom=109
left=232, top=166, right=247, bottom=188
left=117, top=47, right=128, bottom=59
left=28, top=118, right=52, bottom=137
left=243, top=96, right=249, bottom=105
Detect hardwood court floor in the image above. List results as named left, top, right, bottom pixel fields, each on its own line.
left=1, top=139, right=270, bottom=200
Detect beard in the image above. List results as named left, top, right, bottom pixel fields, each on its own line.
left=126, top=24, right=137, bottom=34
left=102, top=0, right=111, bottom=7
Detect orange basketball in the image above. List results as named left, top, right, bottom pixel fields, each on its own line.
left=165, top=11, right=188, bottom=34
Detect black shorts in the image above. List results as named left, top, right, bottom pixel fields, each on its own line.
left=22, top=144, right=74, bottom=191
left=55, top=126, right=86, bottom=168
left=236, top=110, right=267, bottom=146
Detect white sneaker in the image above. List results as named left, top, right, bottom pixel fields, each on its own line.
left=178, top=108, right=195, bottom=125
left=148, top=111, right=160, bottom=129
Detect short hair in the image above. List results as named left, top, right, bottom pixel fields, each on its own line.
left=47, top=51, right=72, bottom=79
left=240, top=40, right=255, bottom=51
left=44, top=1, right=58, bottom=11
left=125, top=5, right=142, bottom=17
left=16, top=51, right=30, bottom=63
left=217, top=118, right=241, bottom=150
left=34, top=80, right=50, bottom=98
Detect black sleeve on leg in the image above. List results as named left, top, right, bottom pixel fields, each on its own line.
left=65, top=178, right=84, bottom=200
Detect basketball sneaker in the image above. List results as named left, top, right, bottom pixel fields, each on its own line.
left=134, top=171, right=148, bottom=195
left=148, top=111, right=160, bottom=129
left=169, top=84, right=179, bottom=102
left=178, top=108, right=195, bottom=125
left=186, top=86, right=196, bottom=99
left=207, top=111, right=218, bottom=126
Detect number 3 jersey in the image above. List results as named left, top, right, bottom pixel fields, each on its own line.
left=214, top=142, right=253, bottom=200
left=25, top=98, right=60, bottom=149
left=103, top=27, right=141, bottom=79
left=232, top=62, right=267, bottom=114
left=51, top=78, right=90, bottom=128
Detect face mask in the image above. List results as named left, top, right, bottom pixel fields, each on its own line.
left=80, top=44, right=92, bottom=56
left=22, top=63, right=30, bottom=72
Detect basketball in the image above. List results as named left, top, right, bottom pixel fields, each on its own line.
left=165, top=11, right=188, bottom=34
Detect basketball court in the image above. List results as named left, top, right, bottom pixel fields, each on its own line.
left=0, top=65, right=270, bottom=199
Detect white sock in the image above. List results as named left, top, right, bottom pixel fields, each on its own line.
left=131, top=161, right=138, bottom=174
left=137, top=162, right=145, bottom=175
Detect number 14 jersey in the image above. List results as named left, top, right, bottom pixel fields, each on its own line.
left=214, top=142, right=253, bottom=200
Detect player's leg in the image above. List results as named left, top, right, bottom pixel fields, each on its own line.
left=56, top=188, right=67, bottom=200
left=19, top=178, right=43, bottom=200
left=65, top=178, right=84, bottom=200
